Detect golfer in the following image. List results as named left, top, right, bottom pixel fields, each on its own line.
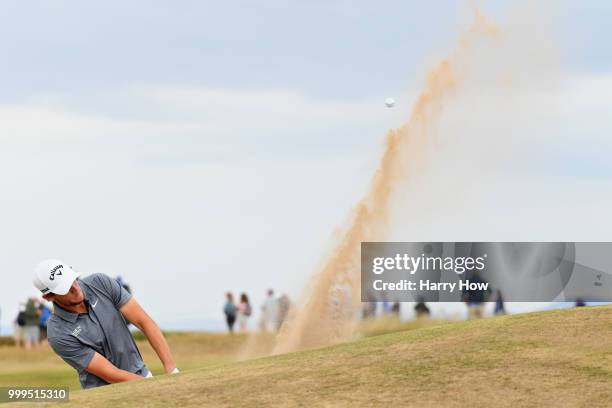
left=32, top=259, right=179, bottom=388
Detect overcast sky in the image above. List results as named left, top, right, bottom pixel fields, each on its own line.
left=1, top=1, right=611, bottom=331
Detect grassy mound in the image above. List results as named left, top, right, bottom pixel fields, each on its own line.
left=1, top=331, right=276, bottom=390
left=24, top=305, right=612, bottom=407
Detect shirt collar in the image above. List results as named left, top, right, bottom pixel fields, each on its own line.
left=53, top=279, right=90, bottom=323
left=53, top=304, right=78, bottom=323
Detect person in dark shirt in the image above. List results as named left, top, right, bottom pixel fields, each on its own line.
left=391, top=302, right=401, bottom=316
left=223, top=292, right=237, bottom=333
left=462, top=271, right=490, bottom=319
left=414, top=297, right=430, bottom=318
left=23, top=298, right=41, bottom=349
left=494, top=290, right=506, bottom=315
left=38, top=301, right=52, bottom=344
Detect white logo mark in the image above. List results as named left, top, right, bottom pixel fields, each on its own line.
left=72, top=326, right=82, bottom=337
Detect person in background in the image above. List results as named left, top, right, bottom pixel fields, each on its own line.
left=494, top=290, right=506, bottom=315
left=391, top=301, right=401, bottom=317
left=414, top=297, right=430, bottom=318
left=39, top=300, right=52, bottom=345
left=362, top=302, right=377, bottom=319
left=462, top=271, right=490, bottom=319
left=382, top=299, right=393, bottom=315
left=277, top=294, right=291, bottom=330
left=223, top=292, right=237, bottom=333
left=236, top=293, right=251, bottom=332
left=14, top=305, right=26, bottom=348
left=261, top=289, right=278, bottom=332
left=23, top=297, right=41, bottom=349
left=575, top=298, right=586, bottom=307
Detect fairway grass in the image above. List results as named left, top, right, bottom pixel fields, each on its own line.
left=6, top=306, right=612, bottom=407
left=0, top=331, right=275, bottom=390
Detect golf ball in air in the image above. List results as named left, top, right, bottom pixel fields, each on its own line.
left=385, top=97, right=395, bottom=108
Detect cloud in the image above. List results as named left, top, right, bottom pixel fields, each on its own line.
left=16, top=85, right=390, bottom=131
left=2, top=72, right=611, bottom=158
left=0, top=85, right=405, bottom=167
left=0, top=72, right=611, bottom=330
left=0, top=85, right=389, bottom=329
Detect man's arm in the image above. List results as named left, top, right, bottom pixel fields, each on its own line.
left=86, top=352, right=144, bottom=383
left=120, top=298, right=177, bottom=374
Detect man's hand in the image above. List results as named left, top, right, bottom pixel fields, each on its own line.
left=120, top=298, right=178, bottom=374
left=86, top=352, right=144, bottom=383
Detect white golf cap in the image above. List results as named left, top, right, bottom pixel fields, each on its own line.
left=33, top=259, right=80, bottom=296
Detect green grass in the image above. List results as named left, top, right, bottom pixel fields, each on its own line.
left=5, top=306, right=612, bottom=407
left=0, top=332, right=276, bottom=391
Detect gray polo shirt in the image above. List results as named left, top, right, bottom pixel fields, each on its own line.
left=47, top=273, right=149, bottom=389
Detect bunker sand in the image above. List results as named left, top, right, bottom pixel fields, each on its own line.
left=272, top=11, right=500, bottom=354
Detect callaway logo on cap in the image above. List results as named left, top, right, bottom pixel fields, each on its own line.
left=33, top=259, right=80, bottom=296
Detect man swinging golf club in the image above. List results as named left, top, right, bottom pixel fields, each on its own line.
left=33, top=259, right=179, bottom=389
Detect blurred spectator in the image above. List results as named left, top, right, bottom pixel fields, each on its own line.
left=23, top=298, right=41, bottom=349
left=494, top=290, right=506, bottom=315
left=362, top=302, right=377, bottom=319
left=261, top=289, right=278, bottom=332
left=14, top=305, right=26, bottom=348
left=39, top=301, right=52, bottom=345
left=382, top=299, right=393, bottom=315
left=223, top=292, right=237, bottom=334
left=391, top=302, right=401, bottom=316
left=462, top=271, right=490, bottom=319
left=237, top=293, right=252, bottom=332
left=277, top=294, right=291, bottom=330
left=414, top=297, right=430, bottom=318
